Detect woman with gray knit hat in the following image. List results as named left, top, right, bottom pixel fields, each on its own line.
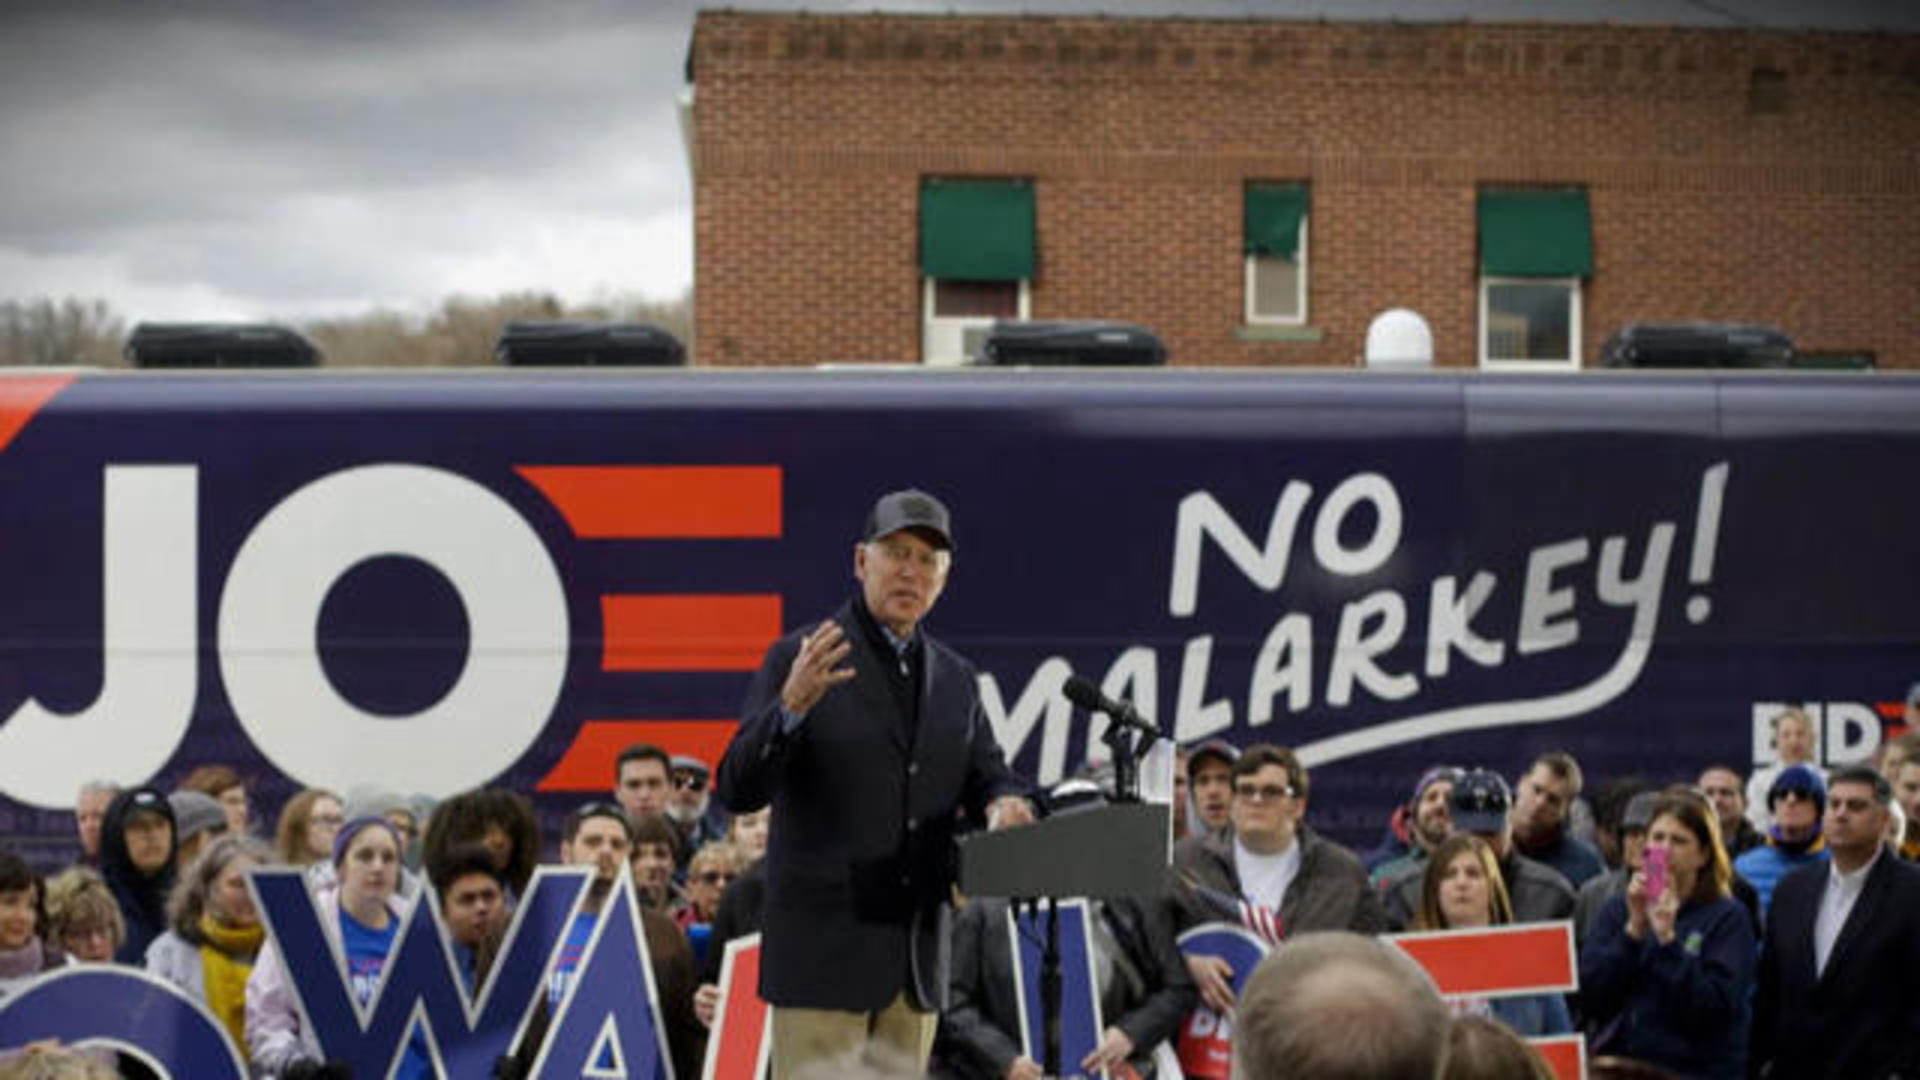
left=246, top=815, right=430, bottom=1078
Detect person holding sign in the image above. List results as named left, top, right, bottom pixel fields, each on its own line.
left=1167, top=744, right=1384, bottom=1015
left=941, top=893, right=1194, bottom=1080
left=246, top=816, right=430, bottom=1079
left=716, top=489, right=1035, bottom=1080
left=1577, top=793, right=1752, bottom=1079
left=940, top=782, right=1197, bottom=1080
left=1410, top=833, right=1571, bottom=1036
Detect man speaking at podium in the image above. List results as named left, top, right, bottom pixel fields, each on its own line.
left=717, top=488, right=1036, bottom=1079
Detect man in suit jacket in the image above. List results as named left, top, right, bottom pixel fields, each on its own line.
left=716, top=488, right=1035, bottom=1080
left=1752, top=765, right=1920, bottom=1079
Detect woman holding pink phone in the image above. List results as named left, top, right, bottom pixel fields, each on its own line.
left=1579, top=794, right=1754, bottom=1078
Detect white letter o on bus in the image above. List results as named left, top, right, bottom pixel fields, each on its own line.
left=218, top=465, right=567, bottom=798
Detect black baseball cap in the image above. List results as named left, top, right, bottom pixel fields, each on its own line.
left=1186, top=738, right=1240, bottom=777
left=864, top=489, right=954, bottom=552
left=1450, top=768, right=1513, bottom=834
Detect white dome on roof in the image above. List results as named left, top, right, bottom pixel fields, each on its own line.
left=1365, top=308, right=1434, bottom=369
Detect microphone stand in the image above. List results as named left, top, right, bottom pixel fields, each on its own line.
left=1099, top=708, right=1158, bottom=805
left=1032, top=691, right=1161, bottom=1076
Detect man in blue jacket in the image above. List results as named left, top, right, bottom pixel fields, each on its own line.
left=716, top=489, right=1034, bottom=1080
left=1734, top=764, right=1829, bottom=918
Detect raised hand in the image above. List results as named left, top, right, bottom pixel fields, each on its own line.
left=780, top=620, right=854, bottom=715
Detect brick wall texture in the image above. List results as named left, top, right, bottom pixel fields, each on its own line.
left=689, top=12, right=1920, bottom=368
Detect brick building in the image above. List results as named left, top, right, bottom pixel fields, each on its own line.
left=686, top=11, right=1919, bottom=368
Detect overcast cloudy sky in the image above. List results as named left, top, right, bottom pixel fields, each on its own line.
left=0, top=0, right=1907, bottom=323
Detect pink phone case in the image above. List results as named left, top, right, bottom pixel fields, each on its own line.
left=1644, top=846, right=1669, bottom=902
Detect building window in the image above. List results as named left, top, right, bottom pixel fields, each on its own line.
left=920, top=178, right=1035, bottom=365
left=1244, top=182, right=1309, bottom=325
left=1481, top=277, right=1581, bottom=365
left=1476, top=188, right=1592, bottom=368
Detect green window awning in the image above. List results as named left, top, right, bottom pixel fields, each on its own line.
left=1478, top=188, right=1593, bottom=277
left=1244, top=182, right=1309, bottom=260
left=920, top=178, right=1035, bottom=280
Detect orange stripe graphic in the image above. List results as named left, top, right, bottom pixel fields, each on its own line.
left=518, top=465, right=781, bottom=538
left=1387, top=922, right=1576, bottom=997
left=602, top=594, right=781, bottom=672
left=0, top=374, right=75, bottom=456
left=537, top=720, right=741, bottom=792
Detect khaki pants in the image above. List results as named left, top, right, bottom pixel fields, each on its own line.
left=770, top=991, right=939, bottom=1080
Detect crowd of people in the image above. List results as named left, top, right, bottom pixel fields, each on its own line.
left=3, top=481, right=1919, bottom=1080
left=1, top=705, right=1916, bottom=1077
left=0, top=746, right=759, bottom=1078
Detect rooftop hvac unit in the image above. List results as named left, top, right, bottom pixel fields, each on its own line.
left=125, top=323, right=322, bottom=368
left=495, top=321, right=686, bottom=367
left=978, top=320, right=1167, bottom=367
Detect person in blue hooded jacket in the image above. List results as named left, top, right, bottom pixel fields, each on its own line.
left=1579, top=793, right=1753, bottom=1079
left=1733, top=764, right=1830, bottom=919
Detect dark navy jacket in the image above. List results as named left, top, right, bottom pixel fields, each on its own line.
left=716, top=598, right=1029, bottom=1012
left=1579, top=892, right=1753, bottom=1079
left=1751, top=851, right=1920, bottom=1079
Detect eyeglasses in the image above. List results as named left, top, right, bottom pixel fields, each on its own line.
left=672, top=773, right=706, bottom=793
left=1233, top=783, right=1296, bottom=803
left=695, top=871, right=734, bottom=886
left=1775, top=790, right=1816, bottom=804
left=309, top=813, right=345, bottom=827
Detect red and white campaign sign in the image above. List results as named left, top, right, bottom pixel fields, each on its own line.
left=702, top=934, right=771, bottom=1080
left=1387, top=921, right=1585, bottom=1080
left=1529, top=1035, right=1588, bottom=1080
left=1176, top=921, right=1584, bottom=1080
left=1386, top=921, right=1579, bottom=997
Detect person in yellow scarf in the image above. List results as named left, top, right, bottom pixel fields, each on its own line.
left=144, top=833, right=272, bottom=1056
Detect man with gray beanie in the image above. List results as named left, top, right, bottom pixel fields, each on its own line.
left=167, top=790, right=230, bottom=869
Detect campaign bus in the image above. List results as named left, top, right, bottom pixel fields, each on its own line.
left=1, top=366, right=1916, bottom=858
left=2, top=366, right=1917, bottom=1074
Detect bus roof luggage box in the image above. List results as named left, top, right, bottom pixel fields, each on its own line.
left=126, top=323, right=322, bottom=368
left=495, top=321, right=686, bottom=367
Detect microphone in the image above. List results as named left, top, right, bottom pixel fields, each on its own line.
left=1061, top=676, right=1160, bottom=738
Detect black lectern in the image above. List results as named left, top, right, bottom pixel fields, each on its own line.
left=960, top=803, right=1170, bottom=900
left=960, top=803, right=1171, bottom=1077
